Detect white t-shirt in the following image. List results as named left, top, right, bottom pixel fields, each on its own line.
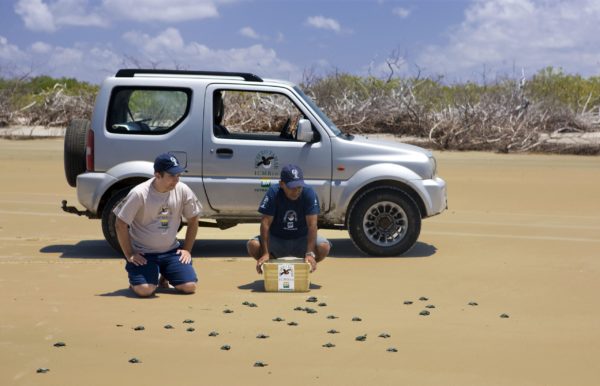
left=114, top=178, right=202, bottom=253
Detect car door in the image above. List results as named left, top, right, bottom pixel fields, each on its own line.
left=202, top=84, right=332, bottom=217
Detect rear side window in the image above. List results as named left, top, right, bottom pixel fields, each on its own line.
left=107, top=87, right=191, bottom=134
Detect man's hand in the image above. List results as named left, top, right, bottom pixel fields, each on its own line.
left=305, top=253, right=317, bottom=273
left=256, top=254, right=270, bottom=274
left=177, top=249, right=192, bottom=264
left=126, top=252, right=147, bottom=266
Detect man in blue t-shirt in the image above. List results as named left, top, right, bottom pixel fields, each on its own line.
left=247, top=164, right=331, bottom=274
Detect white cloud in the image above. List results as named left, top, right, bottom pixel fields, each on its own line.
left=103, top=0, right=219, bottom=22
left=392, top=7, right=410, bottom=18
left=0, top=36, right=27, bottom=60
left=30, top=41, right=53, bottom=54
left=306, top=15, right=342, bottom=33
left=240, top=27, right=260, bottom=39
left=15, top=0, right=56, bottom=32
left=417, top=0, right=600, bottom=80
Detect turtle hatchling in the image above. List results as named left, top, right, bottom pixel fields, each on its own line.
left=306, top=296, right=318, bottom=303
left=183, top=319, right=194, bottom=324
left=426, top=304, right=436, bottom=309
left=36, top=368, right=50, bottom=373
left=500, top=313, right=510, bottom=318
left=164, top=324, right=174, bottom=329
left=305, top=308, right=317, bottom=314
left=208, top=331, right=219, bottom=337
left=186, top=327, right=195, bottom=332
left=351, top=317, right=362, bottom=322
left=355, top=335, right=367, bottom=342
left=287, top=321, right=298, bottom=326
left=256, top=333, right=269, bottom=339
left=53, top=342, right=66, bottom=347
left=387, top=347, right=398, bottom=353
left=468, top=302, right=479, bottom=306
left=378, top=333, right=391, bottom=338
left=322, top=342, right=336, bottom=348
left=272, top=317, right=285, bottom=322
left=220, top=345, right=231, bottom=351
left=294, top=306, right=305, bottom=311
left=327, top=329, right=340, bottom=334
left=129, top=358, right=141, bottom=364
left=223, top=309, right=234, bottom=314
left=133, top=325, right=145, bottom=331
left=419, top=296, right=429, bottom=301
left=420, top=310, right=430, bottom=316
left=253, top=361, right=268, bottom=367
left=403, top=301, right=413, bottom=305
left=318, top=302, right=327, bottom=307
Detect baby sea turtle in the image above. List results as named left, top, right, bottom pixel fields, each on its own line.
left=500, top=313, right=510, bottom=318
left=220, top=345, right=231, bottom=351
left=318, top=302, right=327, bottom=307
left=223, top=309, right=234, bottom=314
left=128, top=358, right=141, bottom=364
left=327, top=329, right=340, bottom=334
left=351, top=317, right=362, bottom=322
left=183, top=319, right=194, bottom=324
left=378, top=333, right=391, bottom=338
left=322, top=342, right=336, bottom=348
left=425, top=304, right=436, bottom=309
left=326, top=315, right=338, bottom=319
left=468, top=302, right=479, bottom=306
left=294, top=306, right=305, bottom=311
left=419, top=297, right=429, bottom=301
left=116, top=324, right=124, bottom=327
left=419, top=310, right=430, bottom=316
left=387, top=347, right=398, bottom=353
left=306, top=296, right=318, bottom=303
left=186, top=327, right=195, bottom=332
left=208, top=331, right=219, bottom=337
left=305, top=308, right=317, bottom=314
left=53, top=342, right=66, bottom=347
left=355, top=334, right=367, bottom=342
left=242, top=301, right=250, bottom=305
left=256, top=333, right=269, bottom=339
left=36, top=368, right=50, bottom=373
left=247, top=302, right=258, bottom=308
left=253, top=361, right=268, bottom=367
left=287, top=321, right=298, bottom=326
left=164, top=324, right=174, bottom=329
left=272, top=317, right=285, bottom=322
left=133, top=325, right=145, bottom=331
left=403, top=301, right=413, bottom=305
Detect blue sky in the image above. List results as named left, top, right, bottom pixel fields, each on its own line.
left=1, top=0, right=599, bottom=84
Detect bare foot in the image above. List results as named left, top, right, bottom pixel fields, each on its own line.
left=158, top=275, right=173, bottom=289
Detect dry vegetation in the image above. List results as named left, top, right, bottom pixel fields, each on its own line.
left=1, top=67, right=599, bottom=154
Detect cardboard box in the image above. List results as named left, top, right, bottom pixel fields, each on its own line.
left=263, top=257, right=311, bottom=292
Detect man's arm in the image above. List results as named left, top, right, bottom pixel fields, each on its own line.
left=256, top=215, right=273, bottom=274
left=116, top=217, right=146, bottom=266
left=305, top=214, right=318, bottom=272
left=178, top=215, right=199, bottom=264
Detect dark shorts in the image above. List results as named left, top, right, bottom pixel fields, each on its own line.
left=253, top=234, right=331, bottom=258
left=126, top=248, right=198, bottom=286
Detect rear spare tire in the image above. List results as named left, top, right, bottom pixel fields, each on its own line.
left=64, top=119, right=90, bottom=187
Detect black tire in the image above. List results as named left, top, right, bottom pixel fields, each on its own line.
left=348, top=187, right=421, bottom=256
left=101, top=187, right=132, bottom=253
left=64, top=119, right=90, bottom=187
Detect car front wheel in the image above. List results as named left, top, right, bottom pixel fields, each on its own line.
left=348, top=187, right=421, bottom=256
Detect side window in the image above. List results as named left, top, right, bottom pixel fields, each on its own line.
left=214, top=90, right=309, bottom=141
left=107, top=87, right=191, bottom=134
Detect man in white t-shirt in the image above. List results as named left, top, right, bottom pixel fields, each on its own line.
left=114, top=153, right=202, bottom=297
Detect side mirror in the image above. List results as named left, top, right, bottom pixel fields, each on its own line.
left=296, top=119, right=314, bottom=142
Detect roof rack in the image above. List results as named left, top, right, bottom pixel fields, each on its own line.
left=115, top=69, right=263, bottom=82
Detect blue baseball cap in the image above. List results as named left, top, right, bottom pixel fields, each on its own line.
left=281, top=164, right=306, bottom=188
left=154, top=153, right=186, bottom=174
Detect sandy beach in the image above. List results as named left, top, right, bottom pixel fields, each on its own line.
left=1, top=138, right=599, bottom=386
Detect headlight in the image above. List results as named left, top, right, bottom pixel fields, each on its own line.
left=428, top=156, right=437, bottom=179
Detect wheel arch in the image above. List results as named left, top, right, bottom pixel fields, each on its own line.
left=97, top=177, right=149, bottom=215
left=345, top=180, right=426, bottom=228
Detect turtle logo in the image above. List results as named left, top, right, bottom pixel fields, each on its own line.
left=255, top=150, right=279, bottom=170
left=280, top=268, right=292, bottom=276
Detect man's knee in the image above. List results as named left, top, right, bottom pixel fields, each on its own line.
left=131, top=284, right=156, bottom=297
left=247, top=239, right=261, bottom=259
left=175, top=282, right=197, bottom=294
left=316, top=241, right=330, bottom=261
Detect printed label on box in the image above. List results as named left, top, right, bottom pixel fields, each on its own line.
left=278, top=263, right=294, bottom=291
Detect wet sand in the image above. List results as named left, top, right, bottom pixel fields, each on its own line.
left=1, top=138, right=599, bottom=386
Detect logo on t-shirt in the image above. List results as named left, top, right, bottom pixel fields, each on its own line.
left=283, top=210, right=298, bottom=230
left=158, top=206, right=170, bottom=233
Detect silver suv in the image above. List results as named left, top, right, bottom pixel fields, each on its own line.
left=62, top=69, right=447, bottom=256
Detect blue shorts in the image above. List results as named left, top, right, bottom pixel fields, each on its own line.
left=253, top=234, right=331, bottom=258
left=126, top=248, right=198, bottom=286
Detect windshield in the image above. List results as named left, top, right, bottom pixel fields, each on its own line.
left=294, top=86, right=342, bottom=136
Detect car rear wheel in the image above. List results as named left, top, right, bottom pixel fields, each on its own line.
left=348, top=187, right=421, bottom=256
left=64, top=119, right=90, bottom=187
left=101, top=188, right=132, bottom=253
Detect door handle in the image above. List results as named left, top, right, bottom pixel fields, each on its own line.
left=216, top=148, right=233, bottom=157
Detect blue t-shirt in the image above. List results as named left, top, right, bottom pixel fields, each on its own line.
left=258, top=185, right=320, bottom=239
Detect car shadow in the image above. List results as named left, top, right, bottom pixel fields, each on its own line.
left=41, top=239, right=436, bottom=259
